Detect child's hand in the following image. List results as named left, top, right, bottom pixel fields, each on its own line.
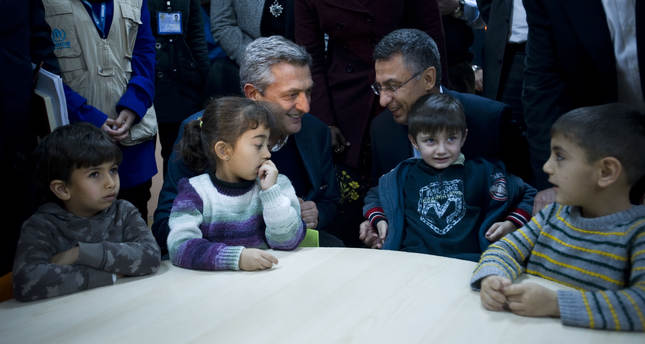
left=239, top=248, right=279, bottom=271
left=358, top=220, right=387, bottom=249
left=50, top=246, right=79, bottom=265
left=258, top=160, right=278, bottom=190
left=503, top=282, right=560, bottom=317
left=480, top=275, right=511, bottom=311
left=485, top=220, right=516, bottom=242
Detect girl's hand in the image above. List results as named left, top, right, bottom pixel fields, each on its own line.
left=239, top=248, right=278, bottom=271
left=258, top=160, right=278, bottom=190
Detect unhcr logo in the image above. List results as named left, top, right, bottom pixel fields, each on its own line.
left=51, top=28, right=71, bottom=50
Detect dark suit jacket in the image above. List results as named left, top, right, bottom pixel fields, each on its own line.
left=478, top=0, right=513, bottom=100
left=370, top=89, right=510, bottom=182
left=295, top=0, right=448, bottom=167
left=522, top=0, right=645, bottom=187
left=152, top=112, right=340, bottom=255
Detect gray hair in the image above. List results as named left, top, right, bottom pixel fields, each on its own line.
left=239, top=35, right=312, bottom=93
left=373, top=29, right=442, bottom=87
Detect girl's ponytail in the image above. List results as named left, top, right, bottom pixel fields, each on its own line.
left=180, top=119, right=209, bottom=173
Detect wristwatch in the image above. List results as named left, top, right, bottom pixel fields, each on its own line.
left=452, top=0, right=465, bottom=19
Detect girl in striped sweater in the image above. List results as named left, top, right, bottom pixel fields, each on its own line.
left=471, top=103, right=645, bottom=331
left=168, top=97, right=305, bottom=271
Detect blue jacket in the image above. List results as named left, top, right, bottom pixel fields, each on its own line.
left=364, top=158, right=536, bottom=260
left=152, top=111, right=340, bottom=254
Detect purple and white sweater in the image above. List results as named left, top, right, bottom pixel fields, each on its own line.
left=168, top=173, right=305, bottom=270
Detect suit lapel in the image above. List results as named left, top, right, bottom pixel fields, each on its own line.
left=293, top=126, right=319, bottom=199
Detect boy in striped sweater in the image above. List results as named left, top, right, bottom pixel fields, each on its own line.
left=471, top=103, right=645, bottom=331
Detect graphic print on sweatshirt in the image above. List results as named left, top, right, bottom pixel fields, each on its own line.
left=417, top=179, right=465, bottom=235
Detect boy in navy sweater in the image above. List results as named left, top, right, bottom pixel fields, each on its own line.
left=361, top=94, right=535, bottom=261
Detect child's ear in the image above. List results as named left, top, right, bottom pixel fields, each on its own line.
left=49, top=180, right=71, bottom=201
left=214, top=141, right=232, bottom=161
left=597, top=157, right=623, bottom=188
left=243, top=83, right=262, bottom=100
left=408, top=134, right=419, bottom=150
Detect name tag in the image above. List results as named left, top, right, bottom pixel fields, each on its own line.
left=158, top=12, right=182, bottom=35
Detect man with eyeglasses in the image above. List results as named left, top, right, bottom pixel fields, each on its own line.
left=368, top=29, right=510, bottom=183
left=361, top=28, right=511, bottom=248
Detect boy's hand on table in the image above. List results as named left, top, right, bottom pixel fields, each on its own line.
left=503, top=282, right=560, bottom=317
left=239, top=248, right=278, bottom=271
left=485, top=220, right=516, bottom=242
left=50, top=246, right=79, bottom=265
left=480, top=276, right=511, bottom=311
left=358, top=220, right=387, bottom=249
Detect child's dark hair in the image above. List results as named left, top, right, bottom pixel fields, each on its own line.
left=408, top=93, right=467, bottom=140
left=34, top=122, right=122, bottom=201
left=551, top=103, right=645, bottom=188
left=181, top=97, right=277, bottom=172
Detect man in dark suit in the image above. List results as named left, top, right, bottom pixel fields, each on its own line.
left=361, top=29, right=511, bottom=247
left=152, top=36, right=341, bottom=254
left=522, top=0, right=645, bottom=190
left=368, top=29, right=510, bottom=182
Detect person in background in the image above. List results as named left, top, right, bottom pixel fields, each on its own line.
left=168, top=97, right=304, bottom=271
left=199, top=0, right=240, bottom=98
left=471, top=103, right=645, bottom=331
left=0, top=0, right=59, bottom=277
left=41, top=0, right=158, bottom=220
left=148, top=0, right=210, bottom=172
left=13, top=123, right=160, bottom=301
left=295, top=0, right=448, bottom=169
left=522, top=0, right=645, bottom=192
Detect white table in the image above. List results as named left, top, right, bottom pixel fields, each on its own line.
left=0, top=248, right=642, bottom=343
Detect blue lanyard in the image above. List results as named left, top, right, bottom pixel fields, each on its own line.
left=82, top=1, right=107, bottom=36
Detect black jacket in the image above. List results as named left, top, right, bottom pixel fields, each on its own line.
left=148, top=0, right=209, bottom=123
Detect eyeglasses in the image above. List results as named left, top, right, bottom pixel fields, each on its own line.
left=371, top=70, right=423, bottom=96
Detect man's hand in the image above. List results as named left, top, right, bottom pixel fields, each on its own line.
left=50, top=246, right=79, bottom=265
left=298, top=198, right=319, bottom=229
left=239, top=248, right=278, bottom=271
left=503, top=283, right=560, bottom=317
left=104, top=109, right=137, bottom=141
left=258, top=160, right=278, bottom=190
left=485, top=220, right=516, bottom=242
left=480, top=275, right=511, bottom=311
left=533, top=187, right=556, bottom=216
left=358, top=220, right=387, bottom=248
left=329, top=125, right=350, bottom=154
left=437, top=0, right=459, bottom=15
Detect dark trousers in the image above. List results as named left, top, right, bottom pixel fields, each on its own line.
left=158, top=122, right=181, bottom=175
left=498, top=44, right=533, bottom=185
left=119, top=179, right=152, bottom=223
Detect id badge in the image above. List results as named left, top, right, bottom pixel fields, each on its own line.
left=158, top=12, right=182, bottom=35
